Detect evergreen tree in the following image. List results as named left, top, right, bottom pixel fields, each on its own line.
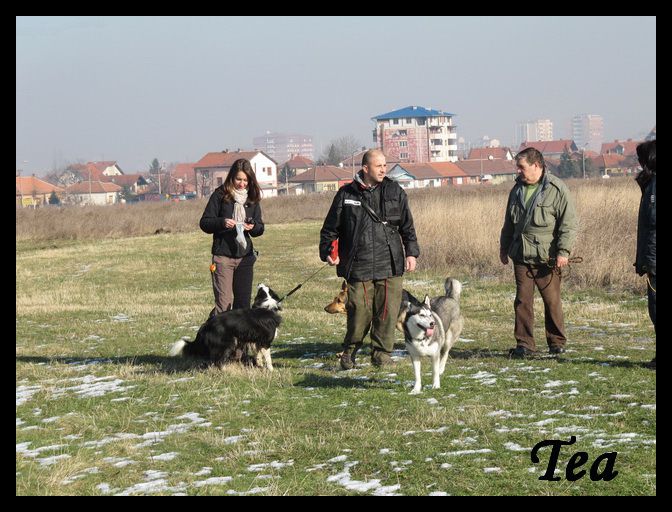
left=557, top=149, right=579, bottom=178
left=149, top=158, right=161, bottom=175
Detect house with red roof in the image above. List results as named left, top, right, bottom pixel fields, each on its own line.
left=287, top=166, right=353, bottom=194
left=518, top=140, right=578, bottom=158
left=16, top=176, right=65, bottom=208
left=194, top=150, right=278, bottom=198
left=65, top=181, right=122, bottom=206
left=599, top=139, right=642, bottom=157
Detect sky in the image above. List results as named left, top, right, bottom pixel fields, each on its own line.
left=16, top=16, right=656, bottom=175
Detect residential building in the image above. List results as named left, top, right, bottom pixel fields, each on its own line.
left=194, top=150, right=278, bottom=198
left=514, top=119, right=554, bottom=147
left=572, top=114, right=604, bottom=153
left=467, top=147, right=514, bottom=161
left=518, top=140, right=578, bottom=159
left=65, top=181, right=122, bottom=206
left=253, top=132, right=314, bottom=165
left=287, top=166, right=352, bottom=195
left=16, top=176, right=65, bottom=208
left=600, top=139, right=642, bottom=157
left=645, top=125, right=656, bottom=141
left=105, top=174, right=149, bottom=195
left=372, top=106, right=458, bottom=163
left=387, top=163, right=467, bottom=188
left=453, top=159, right=518, bottom=185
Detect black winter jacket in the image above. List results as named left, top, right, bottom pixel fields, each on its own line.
left=319, top=174, right=419, bottom=281
left=635, top=173, right=656, bottom=276
left=199, top=187, right=265, bottom=258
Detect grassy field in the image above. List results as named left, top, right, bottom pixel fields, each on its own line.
left=16, top=221, right=656, bottom=495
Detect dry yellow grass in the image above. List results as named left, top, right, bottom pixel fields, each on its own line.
left=16, top=178, right=643, bottom=291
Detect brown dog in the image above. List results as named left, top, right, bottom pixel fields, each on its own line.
left=324, top=280, right=348, bottom=314
left=324, top=281, right=420, bottom=332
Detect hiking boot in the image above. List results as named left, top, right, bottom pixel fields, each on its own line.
left=645, top=357, right=656, bottom=369
left=339, top=344, right=361, bottom=370
left=549, top=346, right=566, bottom=355
left=371, top=350, right=395, bottom=367
left=509, top=346, right=537, bottom=359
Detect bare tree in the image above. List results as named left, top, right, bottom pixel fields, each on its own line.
left=319, top=135, right=363, bottom=165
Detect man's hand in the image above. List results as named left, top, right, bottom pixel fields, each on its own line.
left=406, top=256, right=417, bottom=272
left=499, top=249, right=509, bottom=265
left=327, top=255, right=340, bottom=266
left=555, top=255, right=569, bottom=268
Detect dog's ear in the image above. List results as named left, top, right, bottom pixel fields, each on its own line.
left=423, top=295, right=431, bottom=307
left=341, top=280, right=347, bottom=291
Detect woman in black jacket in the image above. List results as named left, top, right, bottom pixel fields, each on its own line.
left=200, top=159, right=264, bottom=314
left=635, top=140, right=656, bottom=369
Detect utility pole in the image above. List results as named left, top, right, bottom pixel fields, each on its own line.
left=17, top=169, right=23, bottom=208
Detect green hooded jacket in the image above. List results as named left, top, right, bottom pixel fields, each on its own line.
left=500, top=172, right=577, bottom=265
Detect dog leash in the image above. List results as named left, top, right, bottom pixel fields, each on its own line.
left=278, top=263, right=331, bottom=303
left=278, top=241, right=339, bottom=303
left=525, top=256, right=583, bottom=288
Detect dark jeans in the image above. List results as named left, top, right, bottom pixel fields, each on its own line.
left=513, top=264, right=567, bottom=350
left=647, top=273, right=656, bottom=335
left=211, top=252, right=256, bottom=314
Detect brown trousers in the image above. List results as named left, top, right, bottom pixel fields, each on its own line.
left=211, top=253, right=256, bottom=314
left=344, top=276, right=403, bottom=354
left=513, top=263, right=567, bottom=350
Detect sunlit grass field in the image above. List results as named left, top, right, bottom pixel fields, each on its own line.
left=16, top=221, right=655, bottom=495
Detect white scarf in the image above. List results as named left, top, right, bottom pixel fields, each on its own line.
left=232, top=188, right=248, bottom=250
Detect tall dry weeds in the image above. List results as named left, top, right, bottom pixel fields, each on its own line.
left=16, top=179, right=644, bottom=291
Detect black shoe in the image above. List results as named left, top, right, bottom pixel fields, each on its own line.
left=549, top=346, right=566, bottom=355
left=509, top=346, right=537, bottom=359
left=645, top=357, right=656, bottom=369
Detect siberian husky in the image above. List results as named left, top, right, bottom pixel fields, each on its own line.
left=401, top=278, right=464, bottom=394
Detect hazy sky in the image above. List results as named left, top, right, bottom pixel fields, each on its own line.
left=16, top=16, right=656, bottom=175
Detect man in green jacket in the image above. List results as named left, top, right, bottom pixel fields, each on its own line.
left=499, top=148, right=577, bottom=358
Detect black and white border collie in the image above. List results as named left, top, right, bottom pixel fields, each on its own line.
left=170, top=284, right=282, bottom=370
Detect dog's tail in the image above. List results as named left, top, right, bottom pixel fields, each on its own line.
left=444, top=278, right=462, bottom=300
left=169, top=338, right=189, bottom=357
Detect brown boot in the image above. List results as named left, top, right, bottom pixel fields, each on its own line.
left=340, top=344, right=361, bottom=370
left=371, top=350, right=395, bottom=367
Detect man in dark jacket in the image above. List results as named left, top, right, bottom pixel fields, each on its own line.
left=635, top=140, right=656, bottom=369
left=320, top=149, right=420, bottom=369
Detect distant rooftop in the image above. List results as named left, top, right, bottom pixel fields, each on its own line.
left=372, top=105, right=455, bottom=121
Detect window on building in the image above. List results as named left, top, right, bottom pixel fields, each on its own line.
left=399, top=141, right=408, bottom=147
left=398, top=129, right=407, bottom=136
left=217, top=177, right=223, bottom=186
left=400, top=152, right=409, bottom=159
left=405, top=118, right=412, bottom=124
left=267, top=168, right=272, bottom=176
left=417, top=119, right=426, bottom=126
left=392, top=119, right=399, bottom=125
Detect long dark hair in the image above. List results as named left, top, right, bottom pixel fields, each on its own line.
left=220, top=158, right=262, bottom=203
left=635, top=140, right=656, bottom=190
